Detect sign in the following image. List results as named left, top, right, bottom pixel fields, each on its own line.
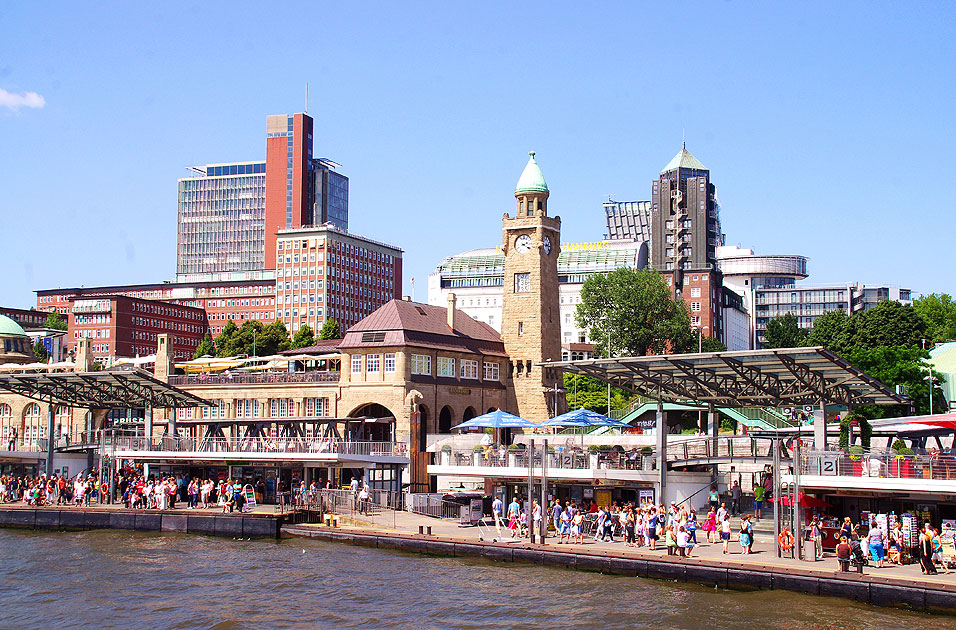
left=639, top=489, right=655, bottom=505
left=803, top=405, right=814, bottom=413
left=243, top=484, right=256, bottom=509
left=819, top=454, right=840, bottom=476
left=448, top=388, right=472, bottom=395
left=470, top=498, right=483, bottom=524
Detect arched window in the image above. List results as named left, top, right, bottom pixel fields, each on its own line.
left=23, top=403, right=43, bottom=447
left=54, top=406, right=72, bottom=444
left=0, top=404, right=12, bottom=447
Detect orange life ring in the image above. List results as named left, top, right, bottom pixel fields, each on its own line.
left=779, top=529, right=794, bottom=550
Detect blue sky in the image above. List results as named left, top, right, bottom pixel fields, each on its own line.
left=2, top=2, right=954, bottom=309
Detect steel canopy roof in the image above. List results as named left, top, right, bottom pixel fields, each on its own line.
left=542, top=346, right=907, bottom=408
left=0, top=368, right=211, bottom=409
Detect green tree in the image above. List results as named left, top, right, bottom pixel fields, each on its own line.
left=804, top=309, right=851, bottom=353
left=575, top=267, right=693, bottom=357
left=914, top=293, right=956, bottom=343
left=698, top=335, right=727, bottom=353
left=842, top=301, right=926, bottom=350
left=291, top=324, right=316, bottom=349
left=762, top=313, right=808, bottom=349
left=214, top=320, right=239, bottom=357
left=45, top=311, right=67, bottom=331
left=193, top=333, right=216, bottom=359
left=33, top=340, right=48, bottom=362
left=563, top=373, right=632, bottom=415
left=843, top=345, right=946, bottom=417
left=257, top=320, right=292, bottom=355
left=319, top=318, right=341, bottom=340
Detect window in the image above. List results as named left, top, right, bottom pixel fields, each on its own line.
left=383, top=353, right=396, bottom=373
left=411, top=354, right=431, bottom=375
left=690, top=288, right=701, bottom=298
left=483, top=361, right=500, bottom=381
left=437, top=357, right=455, bottom=377
left=367, top=354, right=380, bottom=373
left=460, top=359, right=478, bottom=379
left=691, top=302, right=701, bottom=312
left=514, top=273, right=530, bottom=293
left=351, top=355, right=362, bottom=373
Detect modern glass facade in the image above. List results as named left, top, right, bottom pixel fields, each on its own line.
left=603, top=200, right=652, bottom=242
left=313, top=163, right=349, bottom=230
left=177, top=162, right=266, bottom=278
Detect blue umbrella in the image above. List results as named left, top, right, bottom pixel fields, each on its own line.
left=451, top=409, right=539, bottom=430
left=539, top=407, right=632, bottom=429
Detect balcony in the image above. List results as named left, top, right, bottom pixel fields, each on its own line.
left=432, top=447, right=652, bottom=472
left=168, top=371, right=341, bottom=386
left=788, top=449, right=956, bottom=495
left=112, top=436, right=408, bottom=461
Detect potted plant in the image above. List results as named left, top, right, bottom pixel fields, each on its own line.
left=507, top=443, right=522, bottom=467
left=440, top=444, right=452, bottom=466
left=892, top=446, right=915, bottom=478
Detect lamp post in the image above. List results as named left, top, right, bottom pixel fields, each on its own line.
left=253, top=329, right=258, bottom=358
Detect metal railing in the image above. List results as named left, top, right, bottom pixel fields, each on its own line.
left=168, top=371, right=341, bottom=386
left=800, top=449, right=956, bottom=482
left=407, top=493, right=465, bottom=519
left=665, top=436, right=778, bottom=463
left=111, top=436, right=408, bottom=458
left=315, top=488, right=403, bottom=528
left=435, top=448, right=652, bottom=471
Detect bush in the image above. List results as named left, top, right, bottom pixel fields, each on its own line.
left=641, top=446, right=653, bottom=455
left=587, top=445, right=601, bottom=454
left=508, top=444, right=523, bottom=452
left=473, top=445, right=485, bottom=453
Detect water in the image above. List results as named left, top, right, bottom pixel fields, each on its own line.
left=0, top=529, right=950, bottom=630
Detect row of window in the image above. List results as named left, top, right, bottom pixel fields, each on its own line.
left=408, top=354, right=500, bottom=381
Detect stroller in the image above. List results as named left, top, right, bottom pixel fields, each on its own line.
left=848, top=539, right=868, bottom=573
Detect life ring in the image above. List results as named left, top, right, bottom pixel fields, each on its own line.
left=779, top=529, right=794, bottom=550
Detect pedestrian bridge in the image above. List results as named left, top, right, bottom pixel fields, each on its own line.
left=665, top=436, right=790, bottom=468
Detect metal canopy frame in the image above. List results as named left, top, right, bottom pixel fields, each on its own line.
left=0, top=369, right=211, bottom=410
left=542, top=347, right=907, bottom=408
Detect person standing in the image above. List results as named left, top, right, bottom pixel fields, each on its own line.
left=702, top=507, right=717, bottom=544
left=492, top=495, right=504, bottom=531
left=739, top=515, right=753, bottom=554
left=531, top=499, right=542, bottom=538
left=920, top=528, right=938, bottom=575
left=867, top=520, right=886, bottom=568
left=753, top=484, right=764, bottom=520
left=507, top=496, right=520, bottom=538
left=730, top=481, right=741, bottom=515
left=708, top=485, right=719, bottom=512
left=716, top=502, right=728, bottom=525
left=720, top=514, right=732, bottom=554
left=836, top=536, right=852, bottom=572
left=810, top=517, right=824, bottom=561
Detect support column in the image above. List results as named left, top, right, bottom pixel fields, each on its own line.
left=145, top=403, right=153, bottom=447
left=656, top=397, right=666, bottom=502
left=813, top=399, right=826, bottom=451
left=46, top=404, right=55, bottom=476
left=707, top=403, right=719, bottom=439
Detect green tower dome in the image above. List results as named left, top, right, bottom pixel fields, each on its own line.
left=0, top=315, right=28, bottom=338
left=515, top=151, right=549, bottom=193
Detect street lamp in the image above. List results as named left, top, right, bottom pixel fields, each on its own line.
left=253, top=329, right=258, bottom=358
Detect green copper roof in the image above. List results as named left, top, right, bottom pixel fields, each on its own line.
left=0, top=315, right=28, bottom=337
left=515, top=151, right=549, bottom=193
left=661, top=143, right=708, bottom=173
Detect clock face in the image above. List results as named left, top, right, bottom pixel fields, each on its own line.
left=515, top=234, right=533, bottom=254
left=543, top=236, right=552, bottom=255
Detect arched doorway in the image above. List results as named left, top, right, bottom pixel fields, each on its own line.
left=438, top=405, right=454, bottom=434
left=463, top=407, right=476, bottom=423
left=349, top=403, right=396, bottom=442
left=486, top=407, right=497, bottom=414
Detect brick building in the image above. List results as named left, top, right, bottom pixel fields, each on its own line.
left=68, top=295, right=207, bottom=361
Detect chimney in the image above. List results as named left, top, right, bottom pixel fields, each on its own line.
left=402, top=295, right=412, bottom=301
left=154, top=333, right=174, bottom=382
left=447, top=293, right=457, bottom=331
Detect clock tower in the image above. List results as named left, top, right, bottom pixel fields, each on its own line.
left=501, top=152, right=565, bottom=421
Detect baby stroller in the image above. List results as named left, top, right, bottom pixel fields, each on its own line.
left=849, top=539, right=868, bottom=573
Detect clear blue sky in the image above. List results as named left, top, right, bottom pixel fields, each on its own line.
left=3, top=2, right=954, bottom=310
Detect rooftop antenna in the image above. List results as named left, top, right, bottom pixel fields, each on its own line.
left=682, top=128, right=686, bottom=149
left=305, top=83, right=309, bottom=114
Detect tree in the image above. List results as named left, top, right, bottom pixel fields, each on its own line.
left=45, top=311, right=67, bottom=331
left=215, top=320, right=239, bottom=357
left=804, top=309, right=851, bottom=353
left=291, top=324, right=316, bottom=349
left=33, top=340, right=48, bottom=362
left=697, top=336, right=727, bottom=353
left=193, top=333, right=216, bottom=359
left=319, top=318, right=341, bottom=340
left=575, top=267, right=693, bottom=357
left=762, top=313, right=808, bottom=349
left=914, top=293, right=956, bottom=343
left=843, top=345, right=946, bottom=417
left=563, top=373, right=632, bottom=415
left=842, top=301, right=926, bottom=350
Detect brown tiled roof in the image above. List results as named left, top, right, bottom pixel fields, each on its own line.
left=280, top=338, right=341, bottom=355
left=339, top=300, right=506, bottom=356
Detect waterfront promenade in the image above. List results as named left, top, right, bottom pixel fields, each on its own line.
left=284, top=511, right=956, bottom=614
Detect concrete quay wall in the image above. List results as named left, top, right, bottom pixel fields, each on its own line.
left=284, top=526, right=956, bottom=616
left=0, top=507, right=283, bottom=538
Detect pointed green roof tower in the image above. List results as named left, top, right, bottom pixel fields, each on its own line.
left=661, top=142, right=708, bottom=173
left=515, top=151, right=549, bottom=193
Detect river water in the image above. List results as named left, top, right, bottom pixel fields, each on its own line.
left=0, top=529, right=951, bottom=629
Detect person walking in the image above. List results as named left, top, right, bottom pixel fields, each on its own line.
left=492, top=495, right=504, bottom=532
left=730, top=481, right=741, bottom=515
left=810, top=516, right=824, bottom=561
left=920, top=528, right=938, bottom=575
left=739, top=515, right=753, bottom=554
left=702, top=507, right=717, bottom=544
left=708, top=485, right=720, bottom=512
left=720, top=514, right=732, bottom=554
left=867, top=520, right=886, bottom=568
left=753, top=484, right=764, bottom=520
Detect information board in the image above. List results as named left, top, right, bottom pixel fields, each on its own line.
left=243, top=484, right=256, bottom=509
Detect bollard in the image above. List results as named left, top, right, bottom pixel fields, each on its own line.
left=418, top=525, right=424, bottom=535
left=427, top=526, right=432, bottom=536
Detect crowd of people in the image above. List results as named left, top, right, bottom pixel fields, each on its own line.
left=829, top=515, right=953, bottom=575
left=0, top=473, right=108, bottom=506
left=489, top=496, right=760, bottom=558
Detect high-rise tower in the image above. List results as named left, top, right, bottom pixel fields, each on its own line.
left=650, top=144, right=724, bottom=339
left=500, top=153, right=565, bottom=421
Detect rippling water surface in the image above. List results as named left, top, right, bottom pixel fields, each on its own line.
left=0, top=529, right=951, bottom=629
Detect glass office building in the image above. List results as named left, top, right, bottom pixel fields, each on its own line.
left=177, top=161, right=267, bottom=279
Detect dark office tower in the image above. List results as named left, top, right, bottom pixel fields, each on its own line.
left=650, top=144, right=724, bottom=340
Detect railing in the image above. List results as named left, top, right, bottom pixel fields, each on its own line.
left=434, top=448, right=652, bottom=472
left=407, top=493, right=465, bottom=519
left=168, top=371, right=341, bottom=386
left=800, top=450, right=956, bottom=482
left=665, top=436, right=778, bottom=463
left=314, top=488, right=403, bottom=528
left=111, top=436, right=408, bottom=458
